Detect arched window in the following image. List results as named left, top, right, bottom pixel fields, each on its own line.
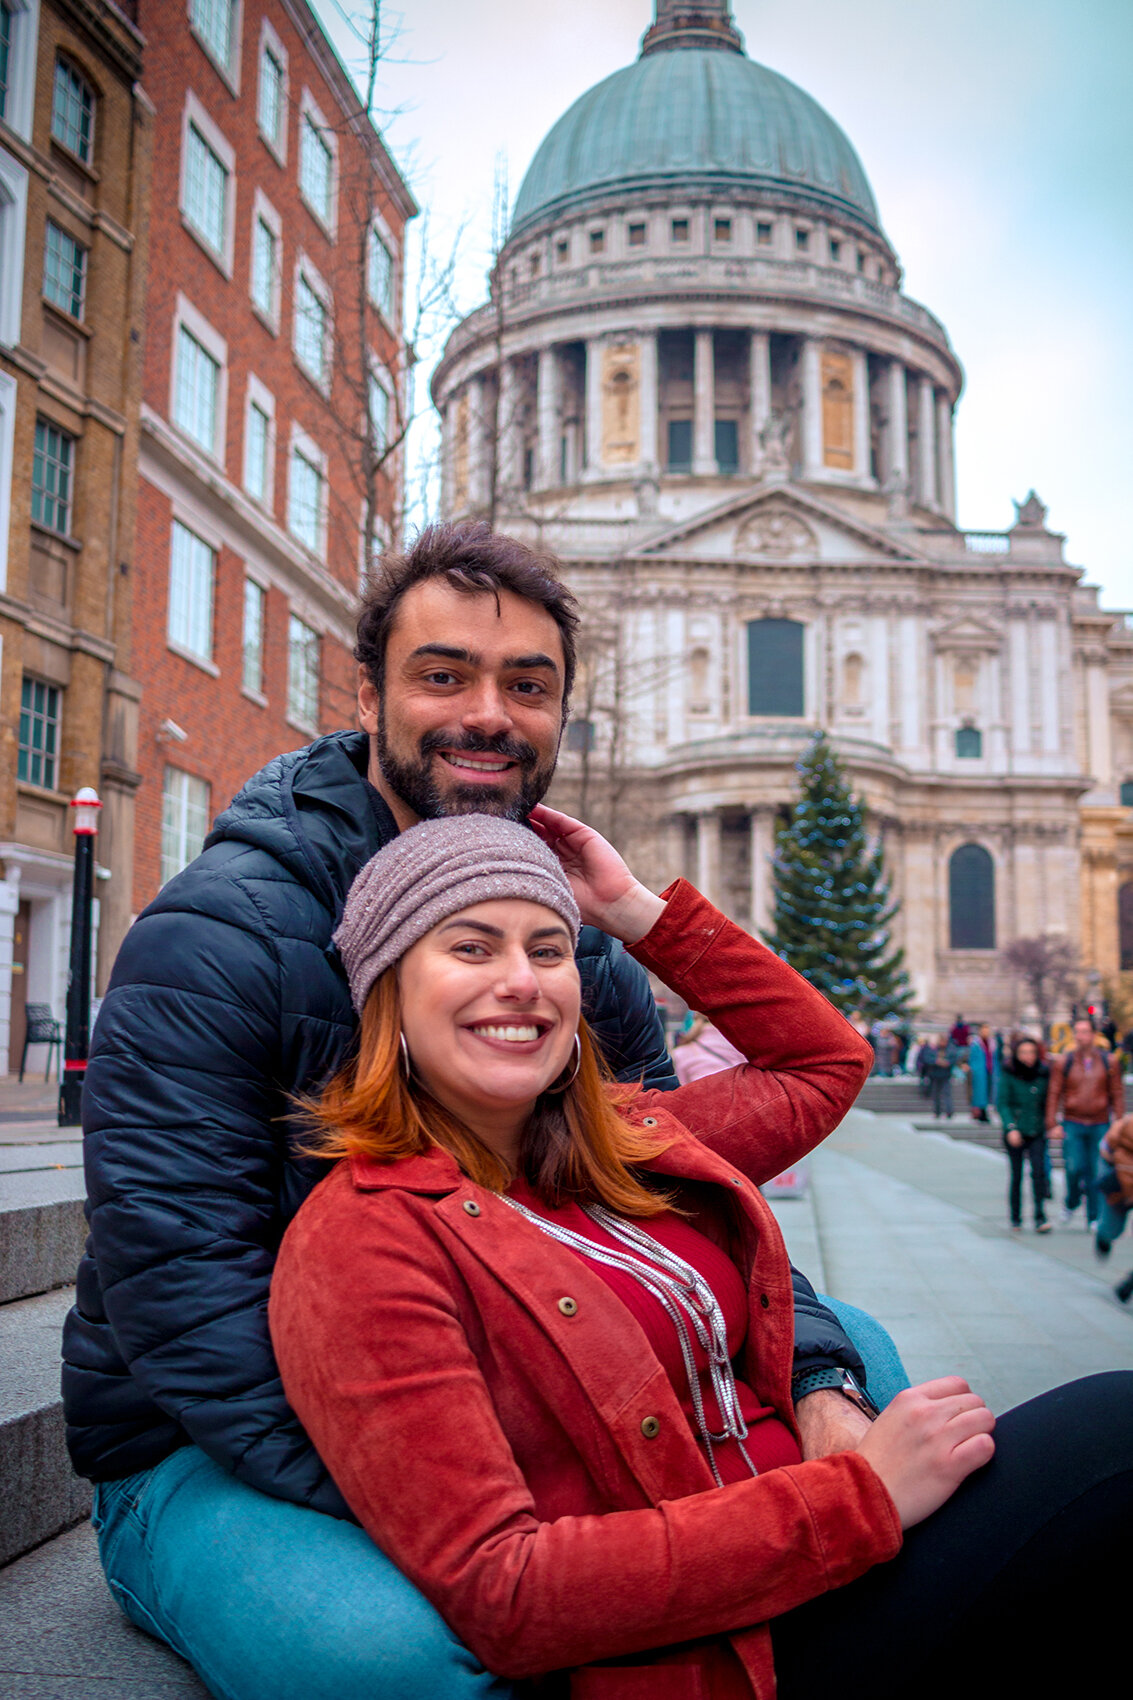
left=955, top=726, right=982, bottom=758
left=843, top=652, right=864, bottom=708
left=949, top=843, right=995, bottom=950
left=1120, top=883, right=1133, bottom=971
left=747, top=618, right=804, bottom=717
left=51, top=58, right=95, bottom=164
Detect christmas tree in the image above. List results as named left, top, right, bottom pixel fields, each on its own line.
left=764, top=731, right=914, bottom=1018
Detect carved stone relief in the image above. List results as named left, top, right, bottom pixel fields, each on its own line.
left=735, top=507, right=817, bottom=561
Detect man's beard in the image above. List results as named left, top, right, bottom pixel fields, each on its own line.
left=376, top=710, right=557, bottom=823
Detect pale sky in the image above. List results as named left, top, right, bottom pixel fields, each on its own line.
left=318, top=0, right=1133, bottom=607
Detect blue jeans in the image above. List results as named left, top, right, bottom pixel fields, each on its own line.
left=1061, top=1122, right=1109, bottom=1222
left=1095, top=1155, right=1129, bottom=1245
left=92, top=1306, right=909, bottom=1699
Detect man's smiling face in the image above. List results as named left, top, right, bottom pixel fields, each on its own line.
left=357, top=578, right=566, bottom=829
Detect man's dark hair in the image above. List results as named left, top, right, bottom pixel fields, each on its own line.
left=356, top=522, right=580, bottom=717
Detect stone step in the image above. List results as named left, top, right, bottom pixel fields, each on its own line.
left=0, top=1162, right=87, bottom=1306
left=0, top=1287, right=91, bottom=1566
left=0, top=1519, right=209, bottom=1697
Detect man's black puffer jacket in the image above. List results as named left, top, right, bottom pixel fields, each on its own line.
left=61, top=731, right=676, bottom=1516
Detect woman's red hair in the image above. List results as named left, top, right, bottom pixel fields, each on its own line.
left=304, top=969, right=671, bottom=1217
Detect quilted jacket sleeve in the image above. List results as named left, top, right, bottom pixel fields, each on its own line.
left=577, top=925, right=677, bottom=1091
left=81, top=873, right=348, bottom=1516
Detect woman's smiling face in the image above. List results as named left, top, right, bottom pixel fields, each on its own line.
left=397, top=899, right=581, bottom=1157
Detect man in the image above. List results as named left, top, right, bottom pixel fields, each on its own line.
left=1047, top=1016, right=1124, bottom=1228
left=63, top=524, right=870, bottom=1700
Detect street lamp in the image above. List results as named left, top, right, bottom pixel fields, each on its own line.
left=58, top=786, right=102, bottom=1127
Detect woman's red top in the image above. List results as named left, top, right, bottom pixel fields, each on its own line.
left=508, top=1176, right=802, bottom=1480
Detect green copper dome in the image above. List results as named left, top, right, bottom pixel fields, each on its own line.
left=511, top=48, right=880, bottom=237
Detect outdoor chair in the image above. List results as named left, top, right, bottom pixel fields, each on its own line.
left=19, top=1003, right=63, bottom=1083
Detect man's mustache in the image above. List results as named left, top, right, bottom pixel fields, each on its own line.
left=417, top=728, right=541, bottom=768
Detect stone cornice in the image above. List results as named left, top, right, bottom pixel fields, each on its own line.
left=56, top=0, right=145, bottom=83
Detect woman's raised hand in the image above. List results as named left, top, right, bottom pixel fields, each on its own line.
left=527, top=805, right=665, bottom=944
left=854, top=1377, right=996, bottom=1530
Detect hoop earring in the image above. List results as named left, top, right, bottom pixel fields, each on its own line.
left=399, top=1032, right=412, bottom=1079
left=547, top=1032, right=582, bottom=1094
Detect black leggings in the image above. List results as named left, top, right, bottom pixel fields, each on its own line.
left=770, top=1373, right=1133, bottom=1699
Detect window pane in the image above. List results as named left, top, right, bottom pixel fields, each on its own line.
left=174, top=326, right=220, bottom=453
left=294, top=275, right=326, bottom=379
left=714, top=418, right=738, bottom=474
left=184, top=126, right=228, bottom=254
left=32, top=419, right=73, bottom=534
left=368, top=375, right=389, bottom=452
left=367, top=228, right=393, bottom=314
left=299, top=115, right=332, bottom=222
left=51, top=60, right=93, bottom=162
left=288, top=449, right=322, bottom=552
left=1121, top=782, right=1133, bottom=809
left=0, top=5, right=12, bottom=122
left=287, top=614, right=319, bottom=726
left=251, top=217, right=276, bottom=314
left=43, top=221, right=87, bottom=319
left=161, top=766, right=211, bottom=887
left=242, top=578, right=265, bottom=694
left=258, top=46, right=282, bottom=143
left=666, top=418, right=692, bottom=472
left=191, top=0, right=232, bottom=68
left=18, top=676, right=61, bottom=791
left=244, top=402, right=269, bottom=501
left=955, top=726, right=982, bottom=758
left=747, top=619, right=804, bottom=717
left=949, top=843, right=995, bottom=949
left=168, top=519, right=215, bottom=660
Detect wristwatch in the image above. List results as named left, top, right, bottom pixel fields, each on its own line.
left=792, top=1365, right=880, bottom=1421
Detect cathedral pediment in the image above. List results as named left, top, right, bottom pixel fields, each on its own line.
left=930, top=615, right=1004, bottom=653
left=633, top=482, right=929, bottom=566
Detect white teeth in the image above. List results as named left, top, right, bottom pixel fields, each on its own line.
left=446, top=755, right=510, bottom=772
left=472, top=1025, right=541, bottom=1042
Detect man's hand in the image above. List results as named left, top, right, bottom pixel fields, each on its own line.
left=1006, top=1128, right=1023, bottom=1149
left=795, top=1388, right=874, bottom=1460
left=528, top=804, right=664, bottom=943
left=855, top=1377, right=995, bottom=1529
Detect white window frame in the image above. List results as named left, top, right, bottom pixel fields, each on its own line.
left=286, top=611, right=320, bottom=734
left=179, top=92, right=236, bottom=275
left=297, top=88, right=337, bottom=237
left=43, top=218, right=87, bottom=320
left=292, top=251, right=332, bottom=392
left=366, top=211, right=398, bottom=326
left=242, top=372, right=275, bottom=509
left=0, top=370, right=17, bottom=593
left=0, top=0, right=40, bottom=141
left=248, top=188, right=282, bottom=330
left=287, top=423, right=327, bottom=560
left=188, top=0, right=242, bottom=94
left=367, top=359, right=391, bottom=457
left=167, top=516, right=216, bottom=668
left=241, top=572, right=267, bottom=701
left=161, top=764, right=211, bottom=887
left=256, top=15, right=288, bottom=164
left=170, top=293, right=228, bottom=465
left=0, top=147, right=29, bottom=348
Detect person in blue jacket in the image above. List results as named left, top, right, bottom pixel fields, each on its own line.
left=63, top=524, right=886, bottom=1700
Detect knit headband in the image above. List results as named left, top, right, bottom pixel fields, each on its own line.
left=334, top=814, right=582, bottom=1014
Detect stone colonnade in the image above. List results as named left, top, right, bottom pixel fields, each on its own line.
left=662, top=806, right=779, bottom=933
left=446, top=327, right=956, bottom=516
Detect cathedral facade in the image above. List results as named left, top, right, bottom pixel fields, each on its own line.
left=432, top=0, right=1133, bottom=1023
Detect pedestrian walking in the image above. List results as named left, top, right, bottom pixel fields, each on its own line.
left=996, top=1039, right=1051, bottom=1233
left=1095, top=1112, right=1133, bottom=1260
left=914, top=1034, right=935, bottom=1098
left=1046, top=1017, right=1124, bottom=1227
left=948, top=1013, right=971, bottom=1063
left=968, top=1023, right=998, bottom=1124
left=924, top=1038, right=955, bottom=1118
left=875, top=1026, right=897, bottom=1078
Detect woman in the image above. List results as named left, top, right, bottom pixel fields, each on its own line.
left=271, top=809, right=1133, bottom=1700
left=967, top=1022, right=997, bottom=1123
left=923, top=1036, right=956, bottom=1118
left=997, top=1037, right=1051, bottom=1234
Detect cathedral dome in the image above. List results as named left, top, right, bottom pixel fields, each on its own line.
left=511, top=39, right=881, bottom=237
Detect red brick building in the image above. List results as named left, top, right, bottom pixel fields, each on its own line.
left=132, top=0, right=415, bottom=912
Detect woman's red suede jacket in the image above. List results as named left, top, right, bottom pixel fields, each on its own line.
left=269, top=881, right=902, bottom=1700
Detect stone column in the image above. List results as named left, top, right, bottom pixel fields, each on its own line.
left=936, top=392, right=956, bottom=519
left=497, top=359, right=523, bottom=496
left=469, top=374, right=490, bottom=509
left=749, top=807, right=776, bottom=937
left=800, top=337, right=824, bottom=477
left=638, top=330, right=659, bottom=474
left=749, top=331, right=771, bottom=473
left=916, top=375, right=937, bottom=508
left=886, top=359, right=909, bottom=489
left=851, top=347, right=870, bottom=479
left=694, top=810, right=722, bottom=907
left=661, top=814, right=688, bottom=889
left=693, top=329, right=716, bottom=475
left=535, top=346, right=559, bottom=491
left=1086, top=655, right=1113, bottom=791
left=584, top=337, right=604, bottom=476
